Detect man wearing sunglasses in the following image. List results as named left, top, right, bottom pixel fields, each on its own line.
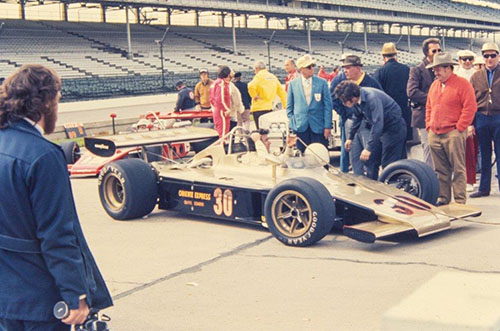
left=469, top=42, right=500, bottom=198
left=407, top=37, right=441, bottom=169
left=455, top=50, right=476, bottom=81
left=287, top=54, right=333, bottom=153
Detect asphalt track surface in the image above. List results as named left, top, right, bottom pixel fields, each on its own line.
left=73, top=174, right=500, bottom=331
left=61, top=96, right=500, bottom=330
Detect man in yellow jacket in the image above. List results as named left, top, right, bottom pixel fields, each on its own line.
left=248, top=61, right=287, bottom=129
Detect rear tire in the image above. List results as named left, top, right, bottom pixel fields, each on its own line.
left=379, top=159, right=438, bottom=204
left=264, top=177, right=335, bottom=247
left=60, top=141, right=80, bottom=165
left=98, top=159, right=158, bottom=220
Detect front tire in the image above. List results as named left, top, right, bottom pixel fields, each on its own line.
left=98, top=159, right=158, bottom=220
left=264, top=177, right=335, bottom=247
left=379, top=159, right=438, bottom=204
left=60, top=141, right=80, bottom=165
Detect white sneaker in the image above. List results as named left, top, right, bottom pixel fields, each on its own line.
left=466, top=184, right=474, bottom=192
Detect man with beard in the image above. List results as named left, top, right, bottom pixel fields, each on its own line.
left=0, top=65, right=112, bottom=330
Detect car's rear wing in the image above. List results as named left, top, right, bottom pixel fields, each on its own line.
left=85, top=127, right=219, bottom=157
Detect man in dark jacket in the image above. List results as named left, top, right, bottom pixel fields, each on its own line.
left=330, top=55, right=381, bottom=173
left=0, top=65, right=112, bottom=330
left=374, top=42, right=412, bottom=148
left=233, top=72, right=251, bottom=131
left=174, top=80, right=196, bottom=112
left=335, top=81, right=406, bottom=180
left=407, top=38, right=441, bottom=168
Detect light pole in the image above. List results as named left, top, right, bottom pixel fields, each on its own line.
left=264, top=30, right=276, bottom=72
left=155, top=27, right=169, bottom=90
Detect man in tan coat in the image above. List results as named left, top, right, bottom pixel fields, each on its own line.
left=194, top=68, right=213, bottom=110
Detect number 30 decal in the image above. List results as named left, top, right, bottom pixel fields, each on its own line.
left=213, top=188, right=233, bottom=217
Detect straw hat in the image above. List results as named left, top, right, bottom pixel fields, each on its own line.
left=297, top=54, right=315, bottom=69
left=456, top=50, right=475, bottom=58
left=381, top=42, right=397, bottom=55
left=474, top=56, right=485, bottom=65
left=481, top=42, right=500, bottom=53
left=425, top=52, right=458, bottom=69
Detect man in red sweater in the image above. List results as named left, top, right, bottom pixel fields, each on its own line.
left=426, top=52, right=477, bottom=205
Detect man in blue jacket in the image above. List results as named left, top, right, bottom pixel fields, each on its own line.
left=335, top=81, right=406, bottom=180
left=174, top=80, right=196, bottom=112
left=0, top=65, right=112, bottom=330
left=330, top=55, right=381, bottom=172
left=287, top=54, right=333, bottom=153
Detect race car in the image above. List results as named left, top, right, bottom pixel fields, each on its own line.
left=61, top=111, right=215, bottom=176
left=91, top=126, right=481, bottom=247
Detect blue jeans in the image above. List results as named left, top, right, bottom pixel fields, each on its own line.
left=475, top=112, right=500, bottom=193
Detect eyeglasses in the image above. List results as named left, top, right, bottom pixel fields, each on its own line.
left=460, top=57, right=474, bottom=62
left=431, top=49, right=442, bottom=54
left=483, top=53, right=498, bottom=59
left=305, top=65, right=315, bottom=70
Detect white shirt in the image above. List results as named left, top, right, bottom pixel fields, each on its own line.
left=23, top=117, right=44, bottom=135
left=455, top=66, right=476, bottom=82
left=301, top=75, right=312, bottom=106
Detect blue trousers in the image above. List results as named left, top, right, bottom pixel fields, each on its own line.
left=350, top=126, right=381, bottom=180
left=475, top=112, right=500, bottom=193
left=350, top=120, right=406, bottom=180
left=0, top=319, right=69, bottom=331
left=339, top=117, right=350, bottom=173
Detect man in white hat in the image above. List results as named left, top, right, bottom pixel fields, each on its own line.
left=455, top=50, right=476, bottom=81
left=474, top=55, right=485, bottom=71
left=426, top=52, right=477, bottom=205
left=469, top=42, right=500, bottom=198
left=287, top=54, right=333, bottom=152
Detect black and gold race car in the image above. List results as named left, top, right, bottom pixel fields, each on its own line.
left=87, top=127, right=481, bottom=247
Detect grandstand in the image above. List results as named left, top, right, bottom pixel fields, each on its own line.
left=0, top=0, right=498, bottom=100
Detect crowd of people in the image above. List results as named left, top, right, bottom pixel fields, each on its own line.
left=173, top=38, right=500, bottom=205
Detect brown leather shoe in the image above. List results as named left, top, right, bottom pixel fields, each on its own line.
left=469, top=191, right=489, bottom=198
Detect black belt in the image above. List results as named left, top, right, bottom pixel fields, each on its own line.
left=0, top=233, right=41, bottom=254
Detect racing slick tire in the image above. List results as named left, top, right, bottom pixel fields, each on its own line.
left=379, top=159, right=438, bottom=205
left=98, top=159, right=158, bottom=220
left=264, top=177, right=335, bottom=247
left=60, top=141, right=80, bottom=165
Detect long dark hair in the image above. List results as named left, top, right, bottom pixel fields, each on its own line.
left=0, top=64, right=61, bottom=128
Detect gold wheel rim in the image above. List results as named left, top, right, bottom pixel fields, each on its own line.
left=271, top=190, right=312, bottom=238
left=103, top=174, right=125, bottom=211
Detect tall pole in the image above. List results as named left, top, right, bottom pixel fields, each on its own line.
left=307, top=18, right=312, bottom=54
left=265, top=31, right=276, bottom=72
left=159, top=44, right=164, bottom=88
left=156, top=27, right=169, bottom=90
left=363, top=22, right=368, bottom=54
left=125, top=6, right=133, bottom=59
left=407, top=26, right=411, bottom=52
left=232, top=13, right=237, bottom=54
